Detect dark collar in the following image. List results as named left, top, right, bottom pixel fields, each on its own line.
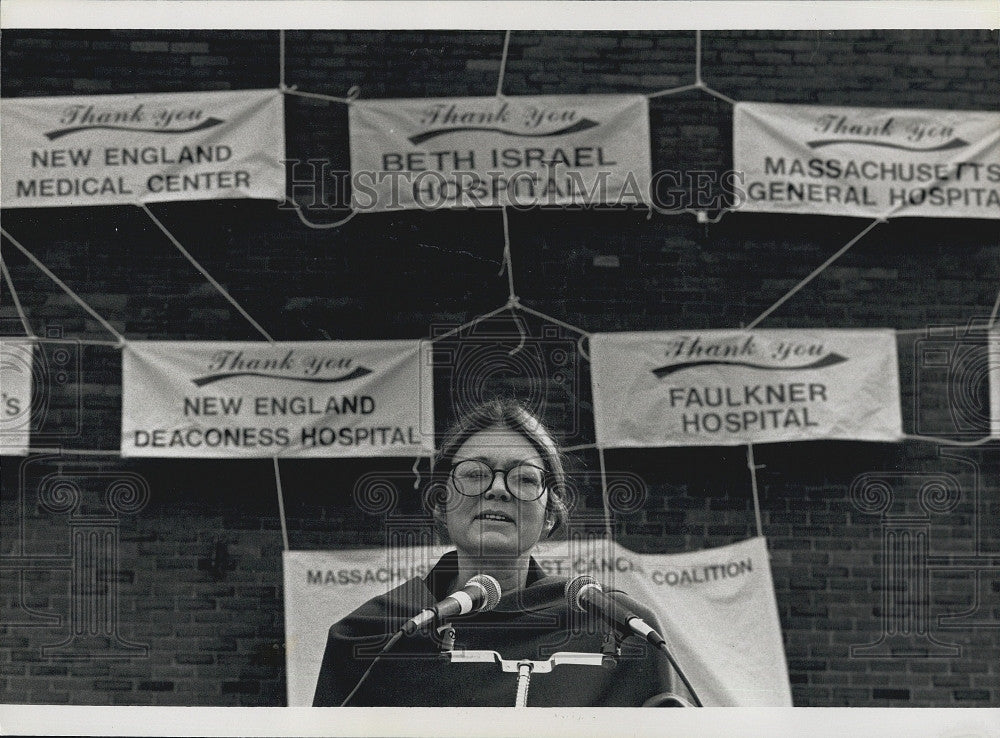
left=426, top=549, right=545, bottom=602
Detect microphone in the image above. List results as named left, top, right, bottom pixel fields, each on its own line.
left=565, top=575, right=667, bottom=649
left=401, top=574, right=502, bottom=635
left=566, top=575, right=705, bottom=707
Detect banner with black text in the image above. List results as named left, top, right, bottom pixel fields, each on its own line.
left=349, top=95, right=651, bottom=210
left=121, top=341, right=433, bottom=458
left=0, top=339, right=34, bottom=455
left=734, top=102, right=1000, bottom=219
left=283, top=537, right=791, bottom=706
left=590, top=329, right=903, bottom=446
left=1, top=89, right=285, bottom=208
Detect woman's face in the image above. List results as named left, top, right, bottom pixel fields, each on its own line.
left=442, top=428, right=549, bottom=559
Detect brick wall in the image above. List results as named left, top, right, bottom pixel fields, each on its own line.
left=1, top=29, right=998, bottom=707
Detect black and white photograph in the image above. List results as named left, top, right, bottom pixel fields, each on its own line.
left=0, top=1, right=998, bottom=735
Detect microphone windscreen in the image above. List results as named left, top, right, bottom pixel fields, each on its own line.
left=565, top=574, right=600, bottom=612
left=468, top=574, right=502, bottom=611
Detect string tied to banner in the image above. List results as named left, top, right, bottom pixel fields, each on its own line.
left=901, top=434, right=997, bottom=448
left=278, top=29, right=359, bottom=104
left=139, top=202, right=275, bottom=342
left=648, top=202, right=732, bottom=227
left=281, top=86, right=360, bottom=105
left=273, top=457, right=290, bottom=552
left=499, top=207, right=517, bottom=305
left=1, top=227, right=126, bottom=348
left=647, top=31, right=736, bottom=106
left=496, top=31, right=512, bottom=98
left=745, top=216, right=885, bottom=330
left=746, top=444, right=765, bottom=538
left=283, top=197, right=358, bottom=230
left=0, top=246, right=35, bottom=339
left=647, top=31, right=737, bottom=225
left=2, top=233, right=135, bottom=348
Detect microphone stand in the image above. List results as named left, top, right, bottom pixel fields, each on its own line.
left=436, top=623, right=456, bottom=653
left=600, top=627, right=627, bottom=669
left=514, top=660, right=532, bottom=707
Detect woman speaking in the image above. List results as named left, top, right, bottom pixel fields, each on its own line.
left=312, top=399, right=676, bottom=706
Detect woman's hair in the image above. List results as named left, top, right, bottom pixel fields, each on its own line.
left=430, top=398, right=570, bottom=541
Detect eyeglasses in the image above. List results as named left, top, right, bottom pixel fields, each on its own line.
left=450, top=459, right=548, bottom=501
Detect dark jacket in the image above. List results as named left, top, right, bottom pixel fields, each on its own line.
left=313, top=551, right=674, bottom=706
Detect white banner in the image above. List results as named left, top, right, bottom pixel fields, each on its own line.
left=283, top=545, right=449, bottom=708
left=622, top=537, right=791, bottom=707
left=734, top=102, right=1000, bottom=219
left=283, top=537, right=790, bottom=706
left=121, top=341, right=433, bottom=458
left=991, top=326, right=1000, bottom=438
left=1, top=89, right=285, bottom=208
left=349, top=95, right=651, bottom=210
left=591, top=329, right=903, bottom=447
left=0, top=339, right=34, bottom=455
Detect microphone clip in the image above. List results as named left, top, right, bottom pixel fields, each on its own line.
left=437, top=623, right=456, bottom=656
left=600, top=627, right=628, bottom=670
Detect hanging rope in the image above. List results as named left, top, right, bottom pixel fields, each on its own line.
left=515, top=302, right=590, bottom=338
left=694, top=30, right=736, bottom=105
left=499, top=207, right=517, bottom=303
left=1, top=228, right=126, bottom=345
left=746, top=217, right=883, bottom=330
left=645, top=29, right=734, bottom=229
left=284, top=197, right=358, bottom=230
left=428, top=203, right=594, bottom=358
left=496, top=31, right=511, bottom=97
left=139, top=203, right=275, bottom=342
left=22, top=447, right=121, bottom=456
left=426, top=304, right=511, bottom=344
left=428, top=203, right=593, bottom=365
left=3, top=247, right=118, bottom=352
left=494, top=207, right=530, bottom=355
left=497, top=209, right=596, bottom=358
left=647, top=83, right=700, bottom=100
left=695, top=30, right=703, bottom=85
left=648, top=31, right=735, bottom=106
left=279, top=30, right=286, bottom=90
left=0, top=253, right=35, bottom=338
left=33, top=337, right=121, bottom=348
left=896, top=324, right=992, bottom=337
left=746, top=444, right=764, bottom=537
left=597, top=446, right=613, bottom=541
left=902, top=434, right=997, bottom=447
left=273, top=457, right=290, bottom=552
left=281, top=87, right=358, bottom=105
left=278, top=31, right=359, bottom=104
left=700, top=84, right=737, bottom=107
